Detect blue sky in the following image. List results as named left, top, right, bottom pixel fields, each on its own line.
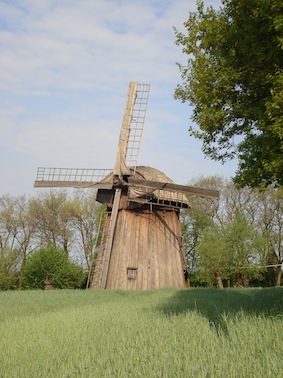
left=0, top=0, right=236, bottom=196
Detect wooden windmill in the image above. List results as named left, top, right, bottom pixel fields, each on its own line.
left=34, top=81, right=219, bottom=290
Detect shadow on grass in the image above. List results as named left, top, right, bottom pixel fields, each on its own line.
left=157, top=287, right=283, bottom=335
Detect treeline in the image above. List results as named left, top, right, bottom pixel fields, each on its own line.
left=0, top=190, right=106, bottom=290
left=0, top=178, right=282, bottom=290
left=181, top=177, right=282, bottom=288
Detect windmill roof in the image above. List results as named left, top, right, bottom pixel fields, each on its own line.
left=134, top=166, right=175, bottom=183
left=130, top=166, right=190, bottom=207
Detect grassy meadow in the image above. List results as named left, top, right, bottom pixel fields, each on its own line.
left=0, top=288, right=282, bottom=377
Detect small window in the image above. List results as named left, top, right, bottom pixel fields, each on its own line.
left=127, top=268, right=137, bottom=279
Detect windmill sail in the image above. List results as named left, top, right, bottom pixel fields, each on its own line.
left=34, top=167, right=113, bottom=189
left=34, top=82, right=150, bottom=189
left=113, top=82, right=150, bottom=178
left=128, top=177, right=219, bottom=199
left=125, top=83, right=150, bottom=173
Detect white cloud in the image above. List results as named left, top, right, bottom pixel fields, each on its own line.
left=0, top=0, right=229, bottom=196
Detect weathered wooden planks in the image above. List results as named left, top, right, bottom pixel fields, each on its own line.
left=92, top=207, right=186, bottom=290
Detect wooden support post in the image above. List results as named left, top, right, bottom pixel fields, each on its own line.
left=100, top=189, right=121, bottom=289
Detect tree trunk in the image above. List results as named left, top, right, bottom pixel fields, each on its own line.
left=243, top=274, right=249, bottom=288
left=276, top=267, right=282, bottom=286
left=18, top=255, right=26, bottom=289
left=184, top=270, right=190, bottom=288
left=215, top=270, right=224, bottom=289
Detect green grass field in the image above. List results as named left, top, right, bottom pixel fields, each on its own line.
left=0, top=288, right=282, bottom=377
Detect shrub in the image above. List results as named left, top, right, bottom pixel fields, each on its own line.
left=0, top=248, right=20, bottom=290
left=23, top=247, right=86, bottom=289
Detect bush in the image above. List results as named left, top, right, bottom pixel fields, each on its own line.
left=0, top=269, right=19, bottom=290
left=0, top=248, right=20, bottom=290
left=23, top=247, right=86, bottom=289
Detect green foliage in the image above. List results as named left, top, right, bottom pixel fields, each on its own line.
left=196, top=213, right=269, bottom=286
left=23, top=247, right=86, bottom=289
left=197, top=223, right=228, bottom=284
left=180, top=178, right=282, bottom=287
left=29, top=191, right=73, bottom=252
left=181, top=205, right=213, bottom=273
left=0, top=191, right=104, bottom=287
left=174, top=0, right=283, bottom=187
left=1, top=182, right=281, bottom=289
left=224, top=213, right=268, bottom=278
left=180, top=175, right=222, bottom=277
left=66, top=191, right=106, bottom=267
left=0, top=248, right=19, bottom=290
left=0, top=288, right=282, bottom=377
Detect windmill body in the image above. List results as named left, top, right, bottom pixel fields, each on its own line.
left=92, top=166, right=188, bottom=289
left=34, top=82, right=219, bottom=290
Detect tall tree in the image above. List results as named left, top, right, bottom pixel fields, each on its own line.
left=70, top=190, right=106, bottom=269
left=180, top=175, right=222, bottom=283
left=12, top=196, right=36, bottom=288
left=0, top=195, right=34, bottom=288
left=257, top=186, right=283, bottom=285
left=174, top=0, right=283, bottom=187
left=196, top=223, right=227, bottom=288
left=29, top=191, right=74, bottom=253
left=197, top=213, right=268, bottom=287
left=223, top=213, right=268, bottom=287
left=181, top=176, right=277, bottom=286
left=0, top=247, right=19, bottom=290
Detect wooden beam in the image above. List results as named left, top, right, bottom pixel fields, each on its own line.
left=113, top=81, right=138, bottom=177
left=34, top=181, right=112, bottom=189
left=128, top=178, right=219, bottom=199
left=100, top=188, right=122, bottom=289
